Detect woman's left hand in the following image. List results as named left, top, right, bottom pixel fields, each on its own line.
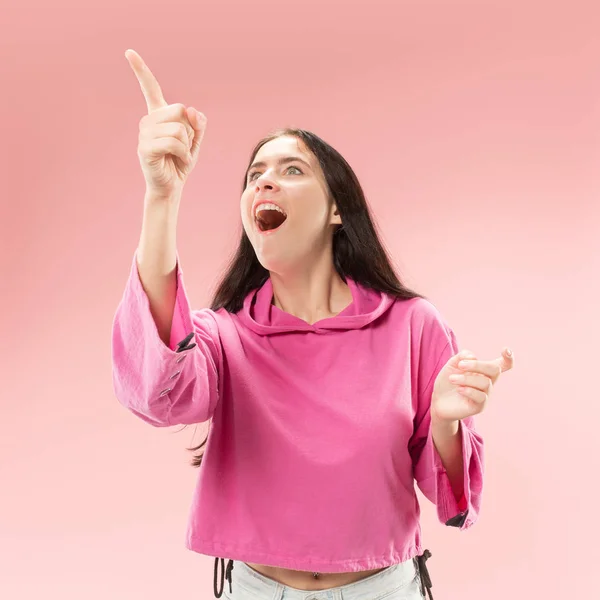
left=431, top=347, right=515, bottom=423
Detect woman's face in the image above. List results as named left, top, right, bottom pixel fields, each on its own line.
left=240, top=135, right=341, bottom=274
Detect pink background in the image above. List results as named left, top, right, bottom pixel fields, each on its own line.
left=2, top=0, right=599, bottom=598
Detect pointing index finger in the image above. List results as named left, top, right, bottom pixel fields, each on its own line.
left=125, top=49, right=168, bottom=113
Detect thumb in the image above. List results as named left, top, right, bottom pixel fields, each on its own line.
left=187, top=107, right=207, bottom=158
left=497, top=347, right=514, bottom=372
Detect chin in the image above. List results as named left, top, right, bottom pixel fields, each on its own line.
left=254, top=252, right=289, bottom=274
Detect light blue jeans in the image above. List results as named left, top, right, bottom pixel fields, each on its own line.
left=221, top=559, right=427, bottom=600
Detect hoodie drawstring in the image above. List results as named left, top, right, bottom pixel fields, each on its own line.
left=416, top=549, right=434, bottom=600
left=213, top=558, right=234, bottom=598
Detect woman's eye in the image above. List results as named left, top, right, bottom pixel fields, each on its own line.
left=247, top=165, right=302, bottom=183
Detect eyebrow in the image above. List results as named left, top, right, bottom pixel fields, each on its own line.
left=247, top=156, right=312, bottom=174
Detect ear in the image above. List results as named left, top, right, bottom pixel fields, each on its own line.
left=329, top=204, right=342, bottom=226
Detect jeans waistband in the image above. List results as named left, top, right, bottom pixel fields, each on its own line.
left=213, top=551, right=434, bottom=600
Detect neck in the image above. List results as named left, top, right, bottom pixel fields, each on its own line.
left=269, top=254, right=352, bottom=325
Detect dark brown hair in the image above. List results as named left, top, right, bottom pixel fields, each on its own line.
left=187, top=128, right=425, bottom=467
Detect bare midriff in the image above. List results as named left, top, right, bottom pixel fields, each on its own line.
left=245, top=563, right=387, bottom=591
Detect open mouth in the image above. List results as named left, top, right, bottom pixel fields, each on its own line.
left=254, top=203, right=288, bottom=232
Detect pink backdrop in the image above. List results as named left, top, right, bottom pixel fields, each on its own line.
left=2, top=0, right=599, bottom=598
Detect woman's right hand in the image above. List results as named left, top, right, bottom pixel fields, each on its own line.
left=125, top=49, right=207, bottom=199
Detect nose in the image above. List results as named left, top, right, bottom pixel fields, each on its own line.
left=255, top=173, right=280, bottom=194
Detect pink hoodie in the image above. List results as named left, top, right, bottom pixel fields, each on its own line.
left=111, top=251, right=484, bottom=572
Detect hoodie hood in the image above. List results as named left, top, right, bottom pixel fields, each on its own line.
left=236, top=276, right=396, bottom=336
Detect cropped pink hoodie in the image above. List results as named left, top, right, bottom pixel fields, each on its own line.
left=111, top=250, right=484, bottom=575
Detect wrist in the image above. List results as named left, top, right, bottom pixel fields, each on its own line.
left=431, top=415, right=460, bottom=438
left=144, top=188, right=183, bottom=206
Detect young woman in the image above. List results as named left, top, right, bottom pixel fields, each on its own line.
left=112, top=49, right=514, bottom=600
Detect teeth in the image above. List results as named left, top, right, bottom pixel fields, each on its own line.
left=255, top=202, right=287, bottom=219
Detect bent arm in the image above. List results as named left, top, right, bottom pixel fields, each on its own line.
left=111, top=249, right=221, bottom=427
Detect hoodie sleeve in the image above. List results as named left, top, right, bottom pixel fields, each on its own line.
left=111, top=250, right=221, bottom=427
left=408, top=302, right=484, bottom=531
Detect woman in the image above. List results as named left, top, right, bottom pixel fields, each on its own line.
left=112, top=49, right=514, bottom=600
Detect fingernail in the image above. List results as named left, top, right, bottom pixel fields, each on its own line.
left=506, top=348, right=512, bottom=356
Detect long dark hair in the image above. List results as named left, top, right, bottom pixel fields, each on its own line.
left=187, top=128, right=426, bottom=467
